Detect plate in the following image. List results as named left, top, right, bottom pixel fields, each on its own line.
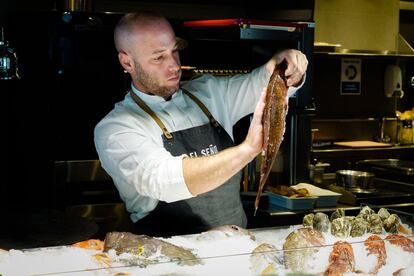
left=292, top=183, right=342, bottom=207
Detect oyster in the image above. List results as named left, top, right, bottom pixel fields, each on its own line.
left=313, top=212, right=330, bottom=233
left=350, top=217, right=369, bottom=237
left=331, top=217, right=351, bottom=238
left=357, top=205, right=375, bottom=221
left=250, top=243, right=283, bottom=275
left=283, top=227, right=325, bottom=272
left=303, top=213, right=314, bottom=227
left=378, top=207, right=391, bottom=221
left=368, top=214, right=383, bottom=234
left=383, top=214, right=401, bottom=234
left=330, top=208, right=345, bottom=222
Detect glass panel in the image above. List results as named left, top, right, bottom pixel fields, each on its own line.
left=0, top=207, right=413, bottom=275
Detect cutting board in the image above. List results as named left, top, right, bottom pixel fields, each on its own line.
left=334, top=140, right=392, bottom=148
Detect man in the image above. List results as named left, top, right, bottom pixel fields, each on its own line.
left=94, top=11, right=308, bottom=236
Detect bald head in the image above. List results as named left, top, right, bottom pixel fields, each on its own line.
left=114, top=11, right=174, bottom=54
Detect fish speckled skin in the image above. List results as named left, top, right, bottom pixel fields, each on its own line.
left=254, top=62, right=289, bottom=213
left=103, top=232, right=201, bottom=266
left=283, top=227, right=325, bottom=272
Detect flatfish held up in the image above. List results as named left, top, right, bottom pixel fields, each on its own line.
left=254, top=61, right=289, bottom=215
left=103, top=232, right=201, bottom=267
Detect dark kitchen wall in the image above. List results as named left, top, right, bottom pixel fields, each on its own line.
left=2, top=12, right=128, bottom=212
left=313, top=55, right=414, bottom=118
left=2, top=1, right=315, bottom=210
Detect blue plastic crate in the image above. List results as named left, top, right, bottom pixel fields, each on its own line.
left=267, top=192, right=317, bottom=210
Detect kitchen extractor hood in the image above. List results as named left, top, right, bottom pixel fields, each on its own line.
left=314, top=0, right=414, bottom=56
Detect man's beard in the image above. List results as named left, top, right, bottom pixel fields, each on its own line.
left=134, top=63, right=180, bottom=99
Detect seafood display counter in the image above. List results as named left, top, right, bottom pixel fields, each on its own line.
left=1, top=207, right=413, bottom=275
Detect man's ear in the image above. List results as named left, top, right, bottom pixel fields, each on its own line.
left=118, top=52, right=134, bottom=74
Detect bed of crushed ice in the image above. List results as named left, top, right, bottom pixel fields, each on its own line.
left=1, top=225, right=413, bottom=276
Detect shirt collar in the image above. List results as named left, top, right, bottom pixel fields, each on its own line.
left=130, top=84, right=182, bottom=104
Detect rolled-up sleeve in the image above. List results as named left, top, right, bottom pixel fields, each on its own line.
left=95, top=120, right=194, bottom=204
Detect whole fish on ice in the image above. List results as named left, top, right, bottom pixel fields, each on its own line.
left=103, top=232, right=201, bottom=267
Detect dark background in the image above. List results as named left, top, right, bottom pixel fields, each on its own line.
left=0, top=0, right=315, bottom=212
left=1, top=0, right=413, bottom=225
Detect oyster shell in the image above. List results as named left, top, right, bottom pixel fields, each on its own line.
left=357, top=205, right=375, bottom=221
left=350, top=217, right=369, bottom=237
left=378, top=208, right=391, bottom=221
left=303, top=213, right=314, bottom=227
left=330, top=208, right=345, bottom=222
left=331, top=217, right=351, bottom=238
left=368, top=214, right=383, bottom=234
left=313, top=212, right=330, bottom=233
left=383, top=214, right=401, bottom=234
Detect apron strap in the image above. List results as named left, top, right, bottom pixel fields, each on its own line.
left=129, top=89, right=221, bottom=140
left=130, top=91, right=173, bottom=140
left=182, top=89, right=220, bottom=128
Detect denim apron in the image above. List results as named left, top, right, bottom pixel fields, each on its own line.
left=130, top=89, right=246, bottom=237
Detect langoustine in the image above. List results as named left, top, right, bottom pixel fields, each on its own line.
left=364, top=234, right=387, bottom=274
left=386, top=234, right=414, bottom=276
left=324, top=241, right=355, bottom=276
left=386, top=234, right=414, bottom=253
left=254, top=61, right=289, bottom=214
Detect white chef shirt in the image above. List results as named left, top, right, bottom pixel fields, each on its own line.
left=94, top=65, right=300, bottom=222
